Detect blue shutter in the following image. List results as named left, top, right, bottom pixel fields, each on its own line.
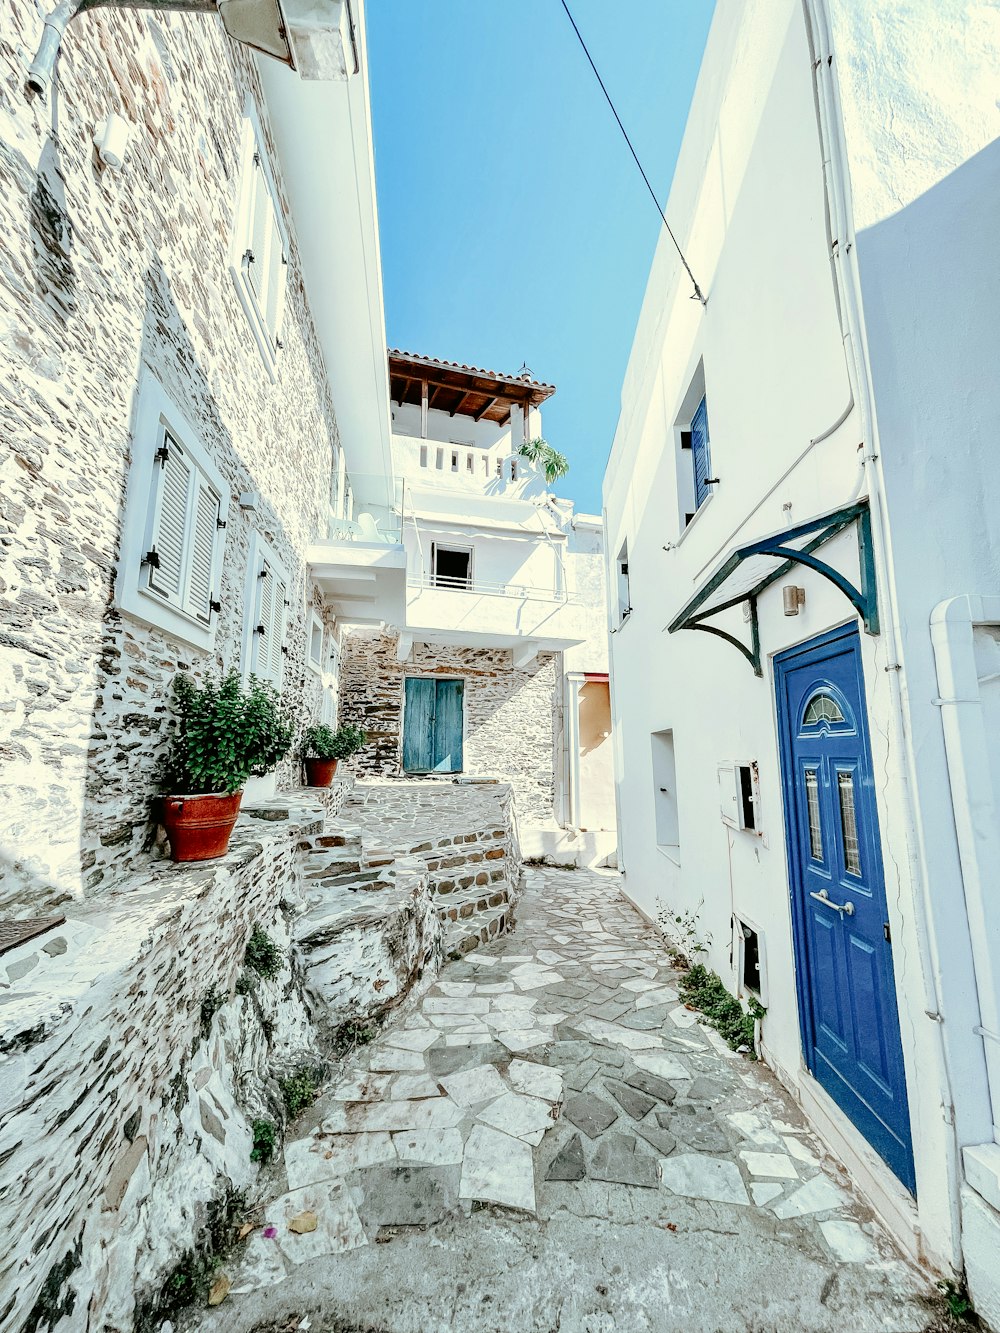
left=691, top=396, right=712, bottom=509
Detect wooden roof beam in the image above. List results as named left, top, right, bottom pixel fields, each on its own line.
left=473, top=396, right=499, bottom=422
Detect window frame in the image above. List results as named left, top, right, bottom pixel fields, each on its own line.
left=306, top=607, right=324, bottom=675
left=431, top=542, right=474, bottom=590
left=230, top=105, right=290, bottom=380
left=240, top=533, right=289, bottom=689
left=115, top=372, right=229, bottom=652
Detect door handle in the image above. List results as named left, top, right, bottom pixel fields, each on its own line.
left=810, top=888, right=855, bottom=917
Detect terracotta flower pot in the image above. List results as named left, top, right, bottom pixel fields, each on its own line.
left=304, top=757, right=338, bottom=787
left=162, top=791, right=243, bottom=862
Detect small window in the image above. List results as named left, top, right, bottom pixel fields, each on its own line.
left=436, top=447, right=444, bottom=470
left=307, top=609, right=324, bottom=674
left=510, top=458, right=518, bottom=481
left=838, top=771, right=862, bottom=875
left=466, top=452, right=474, bottom=472
left=115, top=374, right=228, bottom=652
left=230, top=110, right=288, bottom=376
left=483, top=454, right=489, bottom=476
left=651, top=729, right=679, bottom=859
left=419, top=444, right=428, bottom=468
left=451, top=451, right=459, bottom=472
left=243, top=536, right=287, bottom=687
left=496, top=458, right=503, bottom=477
left=432, top=543, right=472, bottom=589
left=805, top=768, right=823, bottom=862
left=616, top=540, right=631, bottom=625
left=803, top=691, right=846, bottom=729
left=735, top=917, right=767, bottom=1003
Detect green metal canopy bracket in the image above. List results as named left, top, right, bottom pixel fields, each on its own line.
left=666, top=501, right=878, bottom=676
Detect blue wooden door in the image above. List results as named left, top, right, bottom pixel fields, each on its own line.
left=691, top=396, right=712, bottom=510
left=402, top=678, right=464, bottom=774
left=775, top=625, right=914, bottom=1192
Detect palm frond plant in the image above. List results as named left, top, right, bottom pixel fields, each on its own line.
left=518, top=437, right=570, bottom=486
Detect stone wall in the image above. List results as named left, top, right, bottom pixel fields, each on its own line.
left=337, top=629, right=559, bottom=824
left=0, top=3, right=341, bottom=914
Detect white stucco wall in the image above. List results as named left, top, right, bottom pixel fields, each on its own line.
left=602, top=0, right=993, bottom=1276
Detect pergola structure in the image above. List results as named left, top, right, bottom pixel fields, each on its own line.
left=388, top=350, right=555, bottom=431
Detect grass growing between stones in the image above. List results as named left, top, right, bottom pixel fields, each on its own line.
left=236, top=925, right=285, bottom=995
left=677, top=963, right=765, bottom=1056
left=250, top=1118, right=279, bottom=1165
left=134, top=1190, right=248, bottom=1332
left=280, top=1066, right=323, bottom=1119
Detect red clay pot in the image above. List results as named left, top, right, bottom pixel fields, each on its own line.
left=304, top=757, right=338, bottom=787
left=162, top=791, right=243, bottom=862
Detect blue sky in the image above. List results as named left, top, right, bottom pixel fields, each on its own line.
left=366, top=1, right=716, bottom=514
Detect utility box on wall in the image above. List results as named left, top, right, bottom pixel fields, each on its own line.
left=718, top=760, right=759, bottom=832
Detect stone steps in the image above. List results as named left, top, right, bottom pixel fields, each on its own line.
left=444, top=900, right=514, bottom=957
left=434, top=882, right=512, bottom=923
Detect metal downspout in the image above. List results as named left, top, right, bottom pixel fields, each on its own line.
left=27, top=0, right=217, bottom=99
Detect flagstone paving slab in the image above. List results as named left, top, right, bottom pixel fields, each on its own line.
left=202, top=866, right=938, bottom=1333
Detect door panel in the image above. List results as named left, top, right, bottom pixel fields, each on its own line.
left=775, top=625, right=915, bottom=1193
left=432, top=680, right=464, bottom=773
left=402, top=678, right=436, bottom=772
left=403, top=678, right=464, bottom=775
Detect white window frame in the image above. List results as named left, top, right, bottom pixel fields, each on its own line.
left=307, top=607, right=324, bottom=674
left=115, top=372, right=229, bottom=652
left=240, top=533, right=289, bottom=688
left=230, top=105, right=289, bottom=379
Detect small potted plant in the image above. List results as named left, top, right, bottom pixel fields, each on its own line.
left=301, top=722, right=367, bottom=787
left=160, top=671, right=293, bottom=862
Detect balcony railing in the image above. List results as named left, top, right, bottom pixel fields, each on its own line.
left=408, top=570, right=570, bottom=602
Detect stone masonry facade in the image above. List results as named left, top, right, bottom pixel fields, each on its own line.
left=1, top=3, right=343, bottom=914
left=337, top=628, right=560, bottom=825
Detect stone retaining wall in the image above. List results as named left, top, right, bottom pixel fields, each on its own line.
left=0, top=780, right=520, bottom=1331
left=337, top=629, right=559, bottom=824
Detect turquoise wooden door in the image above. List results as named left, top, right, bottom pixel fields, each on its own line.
left=402, top=678, right=464, bottom=773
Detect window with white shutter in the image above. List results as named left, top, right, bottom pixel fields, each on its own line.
left=116, top=373, right=229, bottom=652
left=307, top=609, right=324, bottom=673
left=243, top=537, right=288, bottom=688
left=231, top=109, right=289, bottom=376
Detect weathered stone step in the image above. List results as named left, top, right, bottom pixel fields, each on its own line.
left=435, top=884, right=511, bottom=923
left=444, top=901, right=515, bottom=958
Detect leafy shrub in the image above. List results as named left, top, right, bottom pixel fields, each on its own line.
left=164, top=670, right=293, bottom=795
left=677, top=963, right=765, bottom=1056
left=244, top=925, right=283, bottom=980
left=250, top=1118, right=278, bottom=1165
left=279, top=1066, right=323, bottom=1119
left=301, top=722, right=368, bottom=761
left=518, top=437, right=569, bottom=485
left=199, top=985, right=224, bottom=1040
left=656, top=901, right=709, bottom=968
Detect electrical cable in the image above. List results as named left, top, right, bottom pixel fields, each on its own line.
left=558, top=0, right=706, bottom=305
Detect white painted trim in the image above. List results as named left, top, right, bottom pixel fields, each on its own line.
left=306, top=607, right=324, bottom=673
left=114, top=371, right=229, bottom=653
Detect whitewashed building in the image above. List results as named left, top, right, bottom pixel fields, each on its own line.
left=604, top=0, right=1000, bottom=1318
left=335, top=351, right=616, bottom=864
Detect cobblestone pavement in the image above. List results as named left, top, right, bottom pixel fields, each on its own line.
left=203, top=868, right=940, bottom=1333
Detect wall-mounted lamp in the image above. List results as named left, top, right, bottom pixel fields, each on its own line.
left=94, top=113, right=131, bottom=170
left=783, top=585, right=806, bottom=617
left=239, top=491, right=261, bottom=512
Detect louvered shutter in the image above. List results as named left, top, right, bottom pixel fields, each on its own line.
left=691, top=396, right=712, bottom=509
left=147, top=432, right=191, bottom=606
left=184, top=476, right=219, bottom=624
left=266, top=248, right=287, bottom=349
left=252, top=560, right=273, bottom=679
left=268, top=574, right=286, bottom=684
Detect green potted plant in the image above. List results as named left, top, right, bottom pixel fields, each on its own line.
left=301, top=722, right=367, bottom=787
left=160, top=671, right=293, bottom=862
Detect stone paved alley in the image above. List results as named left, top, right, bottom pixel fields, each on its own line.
left=199, top=867, right=941, bottom=1333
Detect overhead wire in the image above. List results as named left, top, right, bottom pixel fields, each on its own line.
left=558, top=0, right=706, bottom=305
